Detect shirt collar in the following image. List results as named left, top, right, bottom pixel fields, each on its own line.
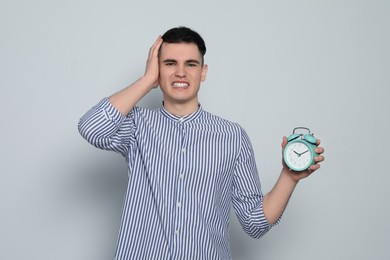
left=160, top=103, right=204, bottom=123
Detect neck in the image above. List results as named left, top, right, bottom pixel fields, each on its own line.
left=163, top=100, right=199, bottom=117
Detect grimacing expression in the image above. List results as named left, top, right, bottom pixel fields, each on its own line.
left=158, top=42, right=208, bottom=106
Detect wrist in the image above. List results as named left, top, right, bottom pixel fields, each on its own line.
left=281, top=167, right=300, bottom=185
left=140, top=75, right=159, bottom=90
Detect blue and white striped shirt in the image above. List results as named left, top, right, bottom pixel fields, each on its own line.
left=78, top=98, right=276, bottom=260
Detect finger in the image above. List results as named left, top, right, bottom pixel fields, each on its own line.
left=149, top=36, right=163, bottom=58
left=315, top=147, right=325, bottom=155
left=314, top=155, right=325, bottom=163
left=309, top=163, right=320, bottom=172
left=145, top=36, right=163, bottom=75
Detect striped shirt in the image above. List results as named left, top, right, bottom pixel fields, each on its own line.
left=78, top=98, right=276, bottom=260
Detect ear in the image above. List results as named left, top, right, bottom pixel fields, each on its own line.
left=201, top=64, right=208, bottom=82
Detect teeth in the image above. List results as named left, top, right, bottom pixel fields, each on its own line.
left=173, top=82, right=189, bottom=88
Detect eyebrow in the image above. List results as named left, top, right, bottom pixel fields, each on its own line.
left=162, top=59, right=201, bottom=64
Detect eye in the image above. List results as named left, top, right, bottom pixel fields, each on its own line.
left=187, top=63, right=198, bottom=67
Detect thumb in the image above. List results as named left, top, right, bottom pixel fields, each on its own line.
left=281, top=136, right=288, bottom=149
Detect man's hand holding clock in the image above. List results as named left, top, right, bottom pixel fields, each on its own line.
left=281, top=127, right=325, bottom=182
left=262, top=127, right=325, bottom=224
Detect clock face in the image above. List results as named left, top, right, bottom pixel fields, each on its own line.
left=284, top=141, right=313, bottom=171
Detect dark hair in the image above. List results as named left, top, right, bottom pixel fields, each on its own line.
left=161, top=26, right=207, bottom=60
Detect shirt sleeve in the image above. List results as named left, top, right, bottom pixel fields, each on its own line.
left=232, top=127, right=280, bottom=239
left=78, top=98, right=135, bottom=157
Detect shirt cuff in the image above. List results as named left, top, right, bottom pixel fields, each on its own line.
left=94, top=97, right=126, bottom=126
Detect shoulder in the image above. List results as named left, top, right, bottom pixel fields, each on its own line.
left=129, top=106, right=161, bottom=118
left=201, top=110, right=238, bottom=125
left=199, top=110, right=245, bottom=134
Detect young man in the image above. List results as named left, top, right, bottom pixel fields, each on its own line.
left=78, top=27, right=325, bottom=259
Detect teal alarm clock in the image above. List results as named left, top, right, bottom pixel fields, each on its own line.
left=283, top=127, right=318, bottom=172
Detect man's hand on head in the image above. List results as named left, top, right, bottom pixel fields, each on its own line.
left=144, top=36, right=163, bottom=89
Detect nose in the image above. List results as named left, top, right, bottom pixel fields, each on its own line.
left=175, top=65, right=186, bottom=77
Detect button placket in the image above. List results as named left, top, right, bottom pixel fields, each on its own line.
left=174, top=122, right=187, bottom=241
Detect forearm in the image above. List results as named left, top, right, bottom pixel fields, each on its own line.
left=263, top=168, right=298, bottom=224
left=109, top=76, right=155, bottom=115
left=262, top=136, right=325, bottom=225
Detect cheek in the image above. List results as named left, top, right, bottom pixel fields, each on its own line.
left=159, top=68, right=173, bottom=80
left=158, top=73, right=168, bottom=85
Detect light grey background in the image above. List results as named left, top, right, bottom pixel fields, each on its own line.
left=1, top=0, right=389, bottom=259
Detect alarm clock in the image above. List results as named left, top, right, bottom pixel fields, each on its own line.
left=283, top=127, right=318, bottom=172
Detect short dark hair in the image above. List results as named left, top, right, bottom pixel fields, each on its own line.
left=161, top=26, right=207, bottom=61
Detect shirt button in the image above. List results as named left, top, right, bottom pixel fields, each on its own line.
left=177, top=202, right=181, bottom=208
left=182, top=148, right=186, bottom=153
left=180, top=174, right=184, bottom=179
left=175, top=229, right=180, bottom=235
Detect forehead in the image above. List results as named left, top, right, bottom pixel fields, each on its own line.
left=159, top=42, right=202, bottom=61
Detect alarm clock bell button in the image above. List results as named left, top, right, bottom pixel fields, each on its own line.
left=287, top=134, right=300, bottom=142
left=303, top=134, right=317, bottom=144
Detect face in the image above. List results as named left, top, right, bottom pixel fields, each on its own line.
left=158, top=42, right=208, bottom=111
left=284, top=142, right=313, bottom=171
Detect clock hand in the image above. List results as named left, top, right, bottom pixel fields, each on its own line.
left=299, top=150, right=309, bottom=156
left=293, top=150, right=300, bottom=156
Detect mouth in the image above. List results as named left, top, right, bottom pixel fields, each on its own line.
left=172, top=81, right=189, bottom=88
